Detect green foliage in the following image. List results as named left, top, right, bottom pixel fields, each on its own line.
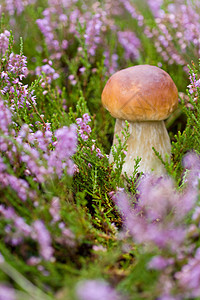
left=110, top=120, right=130, bottom=186
left=166, top=61, right=200, bottom=182
left=119, top=252, right=159, bottom=300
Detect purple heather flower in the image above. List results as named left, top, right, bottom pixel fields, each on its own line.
left=61, top=39, right=68, bottom=49
left=92, top=245, right=106, bottom=252
left=137, top=175, right=177, bottom=221
left=50, top=197, right=61, bottom=223
left=33, top=220, right=54, bottom=261
left=114, top=181, right=192, bottom=251
left=35, top=62, right=59, bottom=85
left=14, top=217, right=31, bottom=235
left=48, top=124, right=77, bottom=177
left=148, top=255, right=174, bottom=270
left=0, top=205, right=34, bottom=247
left=79, top=66, right=86, bottom=73
left=76, top=118, right=82, bottom=125
left=175, top=248, right=200, bottom=298
left=76, top=280, right=123, bottom=300
left=0, top=252, right=4, bottom=263
left=54, top=124, right=77, bottom=157
left=149, top=1, right=199, bottom=66
left=182, top=151, right=200, bottom=170
left=175, top=188, right=197, bottom=221
left=0, top=156, right=7, bottom=172
left=27, top=256, right=41, bottom=266
left=96, top=148, right=104, bottom=158
left=147, top=0, right=163, bottom=17
left=0, top=205, right=15, bottom=220
left=103, top=50, right=118, bottom=75
left=118, top=30, right=140, bottom=60
left=0, top=30, right=10, bottom=55
left=0, top=285, right=16, bottom=300
left=120, top=0, right=138, bottom=19
left=85, top=14, right=103, bottom=56
left=33, top=129, right=52, bottom=152
left=0, top=52, right=37, bottom=112
left=82, top=113, right=91, bottom=124
left=2, top=0, right=36, bottom=16
left=68, top=74, right=77, bottom=86
left=0, top=100, right=12, bottom=134
left=76, top=114, right=92, bottom=141
left=7, top=175, right=29, bottom=201
left=187, top=72, right=200, bottom=96
left=7, top=53, right=28, bottom=77
left=182, top=152, right=200, bottom=189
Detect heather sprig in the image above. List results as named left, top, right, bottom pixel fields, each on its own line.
left=113, top=152, right=200, bottom=299
left=0, top=0, right=36, bottom=16
left=110, top=120, right=130, bottom=186
left=1, top=106, right=77, bottom=183
left=0, top=29, right=10, bottom=56
left=35, top=59, right=59, bottom=94
left=166, top=61, right=200, bottom=181
left=0, top=33, right=37, bottom=119
left=76, top=279, right=124, bottom=300
left=35, top=0, right=141, bottom=76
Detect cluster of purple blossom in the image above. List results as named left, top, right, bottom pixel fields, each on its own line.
left=0, top=178, right=76, bottom=265
left=0, top=284, right=15, bottom=300
left=110, top=151, right=200, bottom=299
left=84, top=13, right=103, bottom=57
left=34, top=0, right=199, bottom=74
left=187, top=72, right=200, bottom=97
left=0, top=31, right=78, bottom=195
left=1, top=100, right=77, bottom=182
left=117, top=31, right=140, bottom=61
left=76, top=279, right=124, bottom=300
left=35, top=0, right=141, bottom=74
left=0, top=204, right=54, bottom=261
left=35, top=0, right=117, bottom=65
left=120, top=0, right=200, bottom=68
left=0, top=110, right=77, bottom=265
left=0, top=199, right=76, bottom=270
left=76, top=113, right=92, bottom=141
left=0, top=101, right=35, bottom=201
left=0, top=0, right=36, bottom=16
left=0, top=36, right=79, bottom=265
left=2, top=0, right=200, bottom=75
left=76, top=113, right=105, bottom=160
left=91, top=143, right=104, bottom=159
left=68, top=74, right=77, bottom=86
left=36, top=0, right=70, bottom=60
left=0, top=30, right=10, bottom=56
left=0, top=38, right=35, bottom=111
left=35, top=59, right=59, bottom=94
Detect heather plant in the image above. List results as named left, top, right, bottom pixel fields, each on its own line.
left=112, top=154, right=200, bottom=299
left=116, top=0, right=200, bottom=69
left=1, top=1, right=200, bottom=300
left=163, top=60, right=200, bottom=183
left=0, top=24, right=124, bottom=298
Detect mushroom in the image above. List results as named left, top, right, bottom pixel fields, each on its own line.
left=101, top=65, right=178, bottom=176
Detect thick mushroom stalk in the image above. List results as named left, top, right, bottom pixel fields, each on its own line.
left=101, top=65, right=178, bottom=177
left=110, top=119, right=171, bottom=176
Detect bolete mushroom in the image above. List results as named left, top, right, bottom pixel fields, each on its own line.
left=101, top=65, right=178, bottom=176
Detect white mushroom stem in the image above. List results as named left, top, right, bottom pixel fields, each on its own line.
left=110, top=119, right=171, bottom=176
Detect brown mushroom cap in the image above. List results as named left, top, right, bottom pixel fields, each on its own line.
left=101, top=65, right=178, bottom=121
